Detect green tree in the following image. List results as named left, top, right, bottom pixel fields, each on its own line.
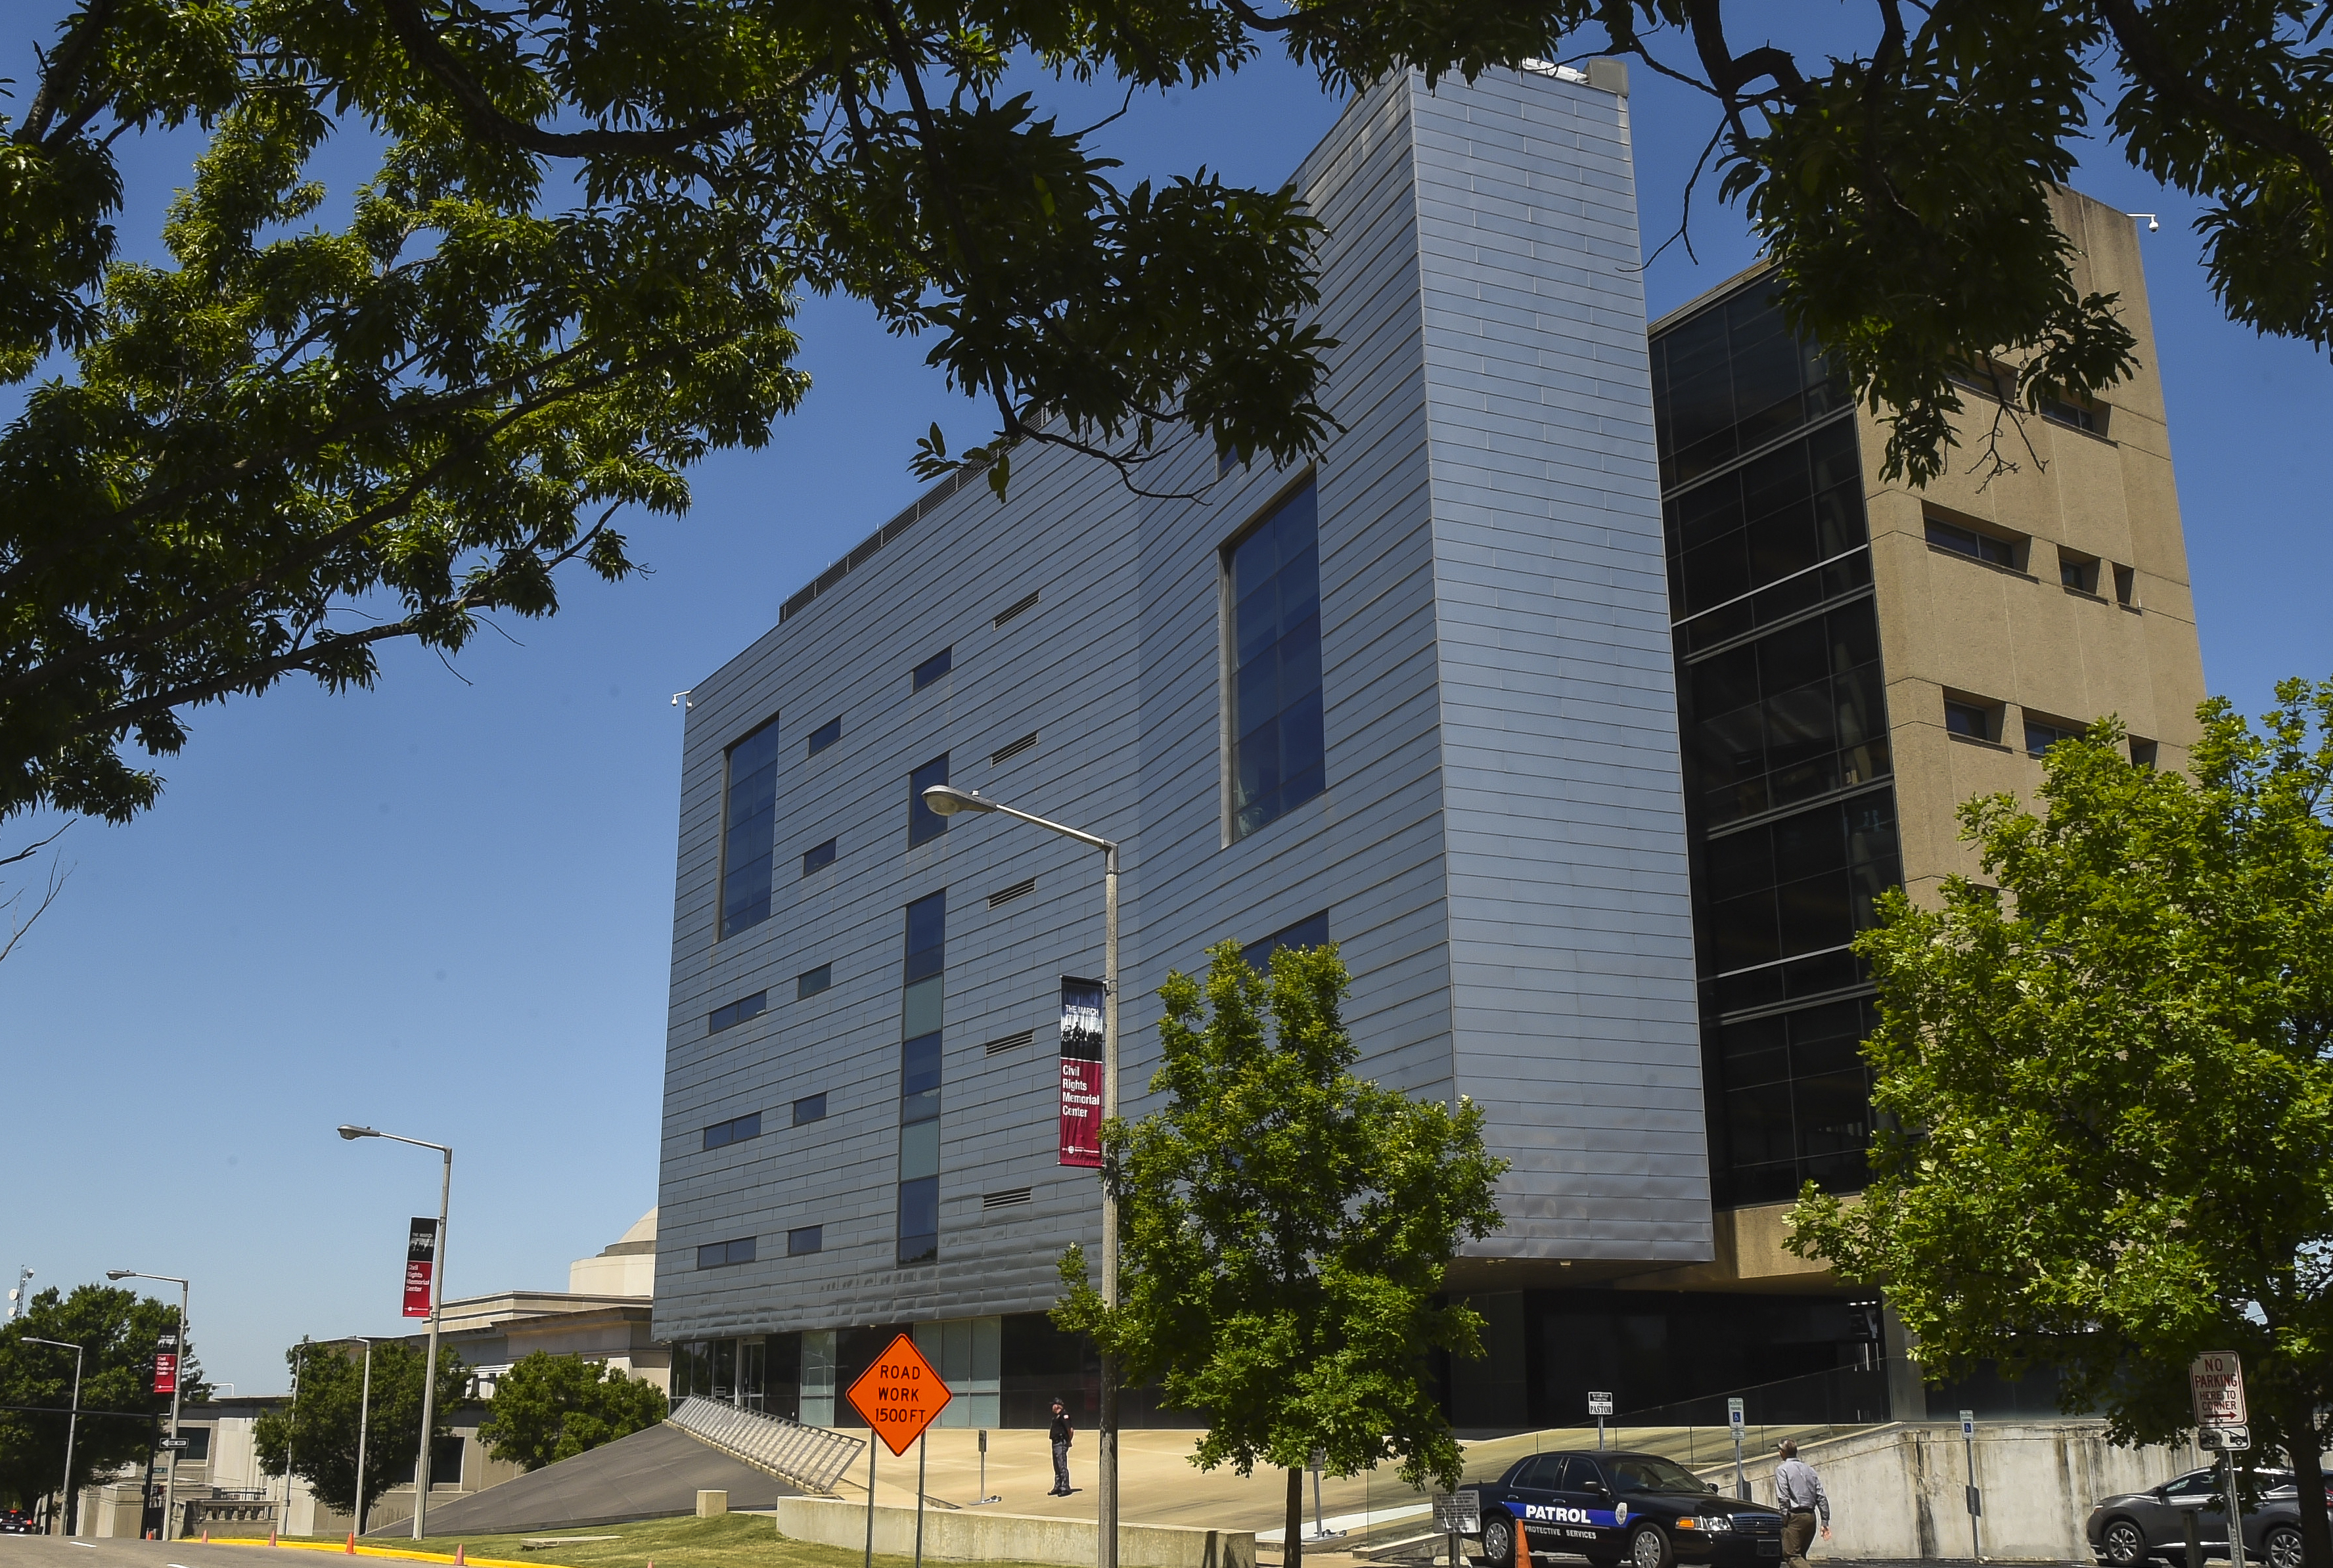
left=1790, top=680, right=2333, bottom=1566
left=0, top=1283, right=206, bottom=1527
left=1056, top=940, right=1506, bottom=1568
left=5, top=1, right=2331, bottom=827
left=476, top=1353, right=666, bottom=1473
left=255, top=1338, right=468, bottom=1523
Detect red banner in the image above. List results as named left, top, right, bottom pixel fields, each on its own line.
left=151, top=1352, right=177, bottom=1396
left=403, top=1217, right=439, bottom=1318
left=1060, top=1056, right=1103, bottom=1167
left=1059, top=976, right=1106, bottom=1167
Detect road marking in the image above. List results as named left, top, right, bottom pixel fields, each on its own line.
left=69, top=1542, right=96, bottom=1549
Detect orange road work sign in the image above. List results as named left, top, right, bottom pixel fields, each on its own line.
left=846, top=1333, right=953, bottom=1456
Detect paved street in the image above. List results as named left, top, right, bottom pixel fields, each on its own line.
left=0, top=1545, right=315, bottom=1568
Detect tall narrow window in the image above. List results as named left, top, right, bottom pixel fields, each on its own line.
left=909, top=755, right=951, bottom=847
left=899, top=891, right=945, bottom=1265
left=1227, top=480, right=1325, bottom=840
left=719, top=717, right=782, bottom=939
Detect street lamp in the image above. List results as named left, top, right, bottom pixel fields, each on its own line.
left=920, top=783, right=1122, bottom=1568
left=336, top=1124, right=452, bottom=1540
left=105, top=1269, right=187, bottom=1540
left=342, top=1339, right=379, bottom=1537
left=22, top=1337, right=82, bottom=1536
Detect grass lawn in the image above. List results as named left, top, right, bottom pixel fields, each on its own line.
left=409, top=1512, right=1060, bottom=1568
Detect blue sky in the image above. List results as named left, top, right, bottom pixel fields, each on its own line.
left=3, top=20, right=2327, bottom=1391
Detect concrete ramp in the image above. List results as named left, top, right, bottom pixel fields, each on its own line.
left=369, top=1421, right=798, bottom=1536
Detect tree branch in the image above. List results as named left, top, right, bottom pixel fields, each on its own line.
left=2101, top=0, right=2333, bottom=208
left=14, top=0, right=118, bottom=147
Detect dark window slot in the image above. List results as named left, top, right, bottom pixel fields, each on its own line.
left=993, top=590, right=1041, bottom=628
left=989, top=878, right=1037, bottom=908
left=708, top=991, right=768, bottom=1034
left=989, top=732, right=1038, bottom=766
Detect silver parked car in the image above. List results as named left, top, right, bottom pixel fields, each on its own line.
left=2087, top=1467, right=2323, bottom=1568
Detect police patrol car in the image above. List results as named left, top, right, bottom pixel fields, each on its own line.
left=1461, top=1450, right=1787, bottom=1568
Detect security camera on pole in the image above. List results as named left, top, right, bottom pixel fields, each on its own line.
left=2190, top=1352, right=2251, bottom=1568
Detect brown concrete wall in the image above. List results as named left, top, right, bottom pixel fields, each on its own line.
left=1862, top=185, right=2209, bottom=903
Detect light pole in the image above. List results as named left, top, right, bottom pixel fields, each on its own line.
left=337, top=1124, right=452, bottom=1540
left=105, top=1270, right=187, bottom=1540
left=23, top=1337, right=82, bottom=1536
left=284, top=1337, right=313, bottom=1538
left=921, top=783, right=1120, bottom=1568
left=344, top=1339, right=378, bottom=1536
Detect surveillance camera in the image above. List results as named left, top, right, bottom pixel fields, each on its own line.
left=2148, top=217, right=2160, bottom=233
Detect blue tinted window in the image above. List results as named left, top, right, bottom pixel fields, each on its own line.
left=787, top=1225, right=823, bottom=1257
left=908, top=755, right=950, bottom=846
left=901, top=1032, right=942, bottom=1123
left=913, top=647, right=953, bottom=690
left=905, top=890, right=946, bottom=980
left=696, top=1237, right=756, bottom=1268
left=707, top=991, right=768, bottom=1034
left=1241, top=910, right=1330, bottom=971
left=796, top=964, right=832, bottom=999
left=792, top=1092, right=827, bottom=1125
left=897, top=1176, right=939, bottom=1265
left=802, top=838, right=836, bottom=876
left=719, top=718, right=783, bottom=939
left=1228, top=482, right=1325, bottom=840
left=702, top=1111, right=761, bottom=1151
left=807, top=716, right=842, bottom=755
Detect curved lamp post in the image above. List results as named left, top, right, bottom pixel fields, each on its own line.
left=22, top=1337, right=82, bottom=1536
left=920, top=783, right=1121, bottom=1568
left=337, top=1125, right=451, bottom=1540
left=105, top=1270, right=187, bottom=1540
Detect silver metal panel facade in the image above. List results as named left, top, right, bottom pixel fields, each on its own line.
left=654, top=68, right=1710, bottom=1347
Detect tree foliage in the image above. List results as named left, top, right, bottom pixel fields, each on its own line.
left=254, top=1337, right=468, bottom=1520
left=3, top=0, right=2329, bottom=824
left=476, top=1352, right=665, bottom=1473
left=1790, top=680, right=2333, bottom=1565
left=1055, top=940, right=1505, bottom=1568
left=0, top=1283, right=204, bottom=1521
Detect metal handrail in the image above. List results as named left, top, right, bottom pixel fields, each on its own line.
left=667, top=1397, right=867, bottom=1495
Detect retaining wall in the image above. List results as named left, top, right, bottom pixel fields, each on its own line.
left=774, top=1496, right=1256, bottom=1568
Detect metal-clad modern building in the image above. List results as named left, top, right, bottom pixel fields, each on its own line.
left=655, top=68, right=2207, bottom=1431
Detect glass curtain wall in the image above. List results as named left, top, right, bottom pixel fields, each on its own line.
left=1650, top=282, right=1905, bottom=1206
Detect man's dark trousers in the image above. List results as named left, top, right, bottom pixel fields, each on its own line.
left=1782, top=1510, right=1819, bottom=1568
left=1052, top=1440, right=1072, bottom=1494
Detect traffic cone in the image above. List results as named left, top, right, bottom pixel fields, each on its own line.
left=1514, top=1520, right=1532, bottom=1567
left=269, top=1527, right=279, bottom=1546
left=204, top=1528, right=212, bottom=1542
left=346, top=1528, right=358, bottom=1554
left=455, top=1548, right=466, bottom=1565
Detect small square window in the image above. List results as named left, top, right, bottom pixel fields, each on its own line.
left=913, top=646, right=953, bottom=691
left=787, top=1225, right=823, bottom=1257
left=796, top=964, right=832, bottom=1000
left=792, top=1092, right=827, bottom=1126
left=1926, top=518, right=2016, bottom=569
left=802, top=838, right=837, bottom=877
left=696, top=1236, right=756, bottom=1268
left=2057, top=549, right=2098, bottom=593
left=2041, top=393, right=2103, bottom=434
left=2025, top=717, right=2085, bottom=757
left=808, top=716, right=842, bottom=756
left=708, top=991, right=768, bottom=1035
left=1944, top=700, right=1997, bottom=741
left=2113, top=564, right=2137, bottom=606
left=1241, top=910, right=1332, bottom=971
left=2131, top=737, right=2159, bottom=769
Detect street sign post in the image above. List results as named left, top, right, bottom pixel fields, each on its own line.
left=1960, top=1410, right=1982, bottom=1562
left=156, top=1437, right=190, bottom=1452
left=1728, top=1399, right=1746, bottom=1501
left=1589, top=1392, right=1613, bottom=1450
left=2190, top=1355, right=2249, bottom=1568
left=1435, top=1491, right=1480, bottom=1568
left=846, top=1335, right=953, bottom=1568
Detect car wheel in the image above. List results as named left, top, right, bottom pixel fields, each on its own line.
left=1628, top=1525, right=1675, bottom=1568
left=2264, top=1526, right=2303, bottom=1568
left=2102, top=1517, right=2152, bottom=1567
left=1482, top=1512, right=1518, bottom=1568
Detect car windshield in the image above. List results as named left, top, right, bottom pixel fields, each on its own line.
left=1608, top=1456, right=1708, bottom=1495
